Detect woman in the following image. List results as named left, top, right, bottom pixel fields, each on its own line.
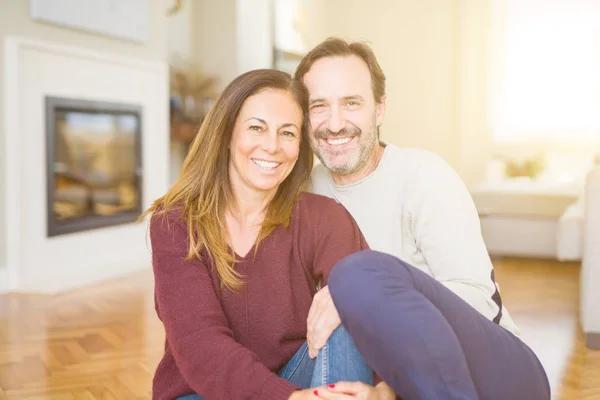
left=142, top=69, right=386, bottom=400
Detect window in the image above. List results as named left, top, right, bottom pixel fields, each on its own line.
left=490, top=0, right=600, bottom=142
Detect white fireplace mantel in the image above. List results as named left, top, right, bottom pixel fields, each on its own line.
left=1, top=37, right=169, bottom=293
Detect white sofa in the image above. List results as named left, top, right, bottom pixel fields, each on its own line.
left=471, top=180, right=579, bottom=259
left=579, top=165, right=600, bottom=349
left=556, top=199, right=584, bottom=261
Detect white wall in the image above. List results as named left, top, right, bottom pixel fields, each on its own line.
left=0, top=1, right=167, bottom=59
left=454, top=0, right=493, bottom=186
left=192, top=0, right=238, bottom=89
left=236, top=0, right=273, bottom=75
left=191, top=0, right=273, bottom=91
left=0, top=0, right=169, bottom=291
left=167, top=0, right=194, bottom=61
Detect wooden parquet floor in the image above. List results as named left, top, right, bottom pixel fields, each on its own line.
left=0, top=257, right=598, bottom=399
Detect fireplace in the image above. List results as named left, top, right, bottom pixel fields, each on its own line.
left=45, top=96, right=143, bottom=237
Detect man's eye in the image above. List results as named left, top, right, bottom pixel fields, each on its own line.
left=310, top=104, right=324, bottom=110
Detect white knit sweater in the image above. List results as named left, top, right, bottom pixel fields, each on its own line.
left=310, top=144, right=520, bottom=336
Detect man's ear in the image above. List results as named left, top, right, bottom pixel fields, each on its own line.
left=376, top=95, right=386, bottom=126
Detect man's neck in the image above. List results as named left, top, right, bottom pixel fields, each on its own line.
left=331, top=143, right=385, bottom=186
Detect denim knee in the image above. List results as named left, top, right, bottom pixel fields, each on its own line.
left=327, top=325, right=352, bottom=343
left=313, top=325, right=373, bottom=386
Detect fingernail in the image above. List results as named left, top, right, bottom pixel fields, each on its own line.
left=328, top=384, right=335, bottom=388
left=313, top=389, right=319, bottom=396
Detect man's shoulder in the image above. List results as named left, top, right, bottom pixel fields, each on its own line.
left=385, top=145, right=447, bottom=168
left=385, top=145, right=458, bottom=179
left=309, top=162, right=333, bottom=196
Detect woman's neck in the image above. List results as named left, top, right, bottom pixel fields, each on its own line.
left=229, top=186, right=275, bottom=228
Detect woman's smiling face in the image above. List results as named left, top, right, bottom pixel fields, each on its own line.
left=228, top=88, right=303, bottom=196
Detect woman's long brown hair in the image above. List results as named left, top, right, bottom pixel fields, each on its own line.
left=140, top=69, right=313, bottom=291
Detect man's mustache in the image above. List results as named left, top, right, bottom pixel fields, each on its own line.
left=314, top=126, right=361, bottom=140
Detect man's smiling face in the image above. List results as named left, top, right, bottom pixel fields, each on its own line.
left=303, top=55, right=384, bottom=176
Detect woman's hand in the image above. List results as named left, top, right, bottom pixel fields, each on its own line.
left=315, top=382, right=397, bottom=400
left=307, top=285, right=342, bottom=358
left=288, top=387, right=347, bottom=400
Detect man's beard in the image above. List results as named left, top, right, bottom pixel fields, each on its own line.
left=312, top=123, right=378, bottom=176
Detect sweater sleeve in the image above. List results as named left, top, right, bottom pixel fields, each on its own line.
left=150, top=212, right=298, bottom=400
left=308, top=198, right=370, bottom=286
left=407, top=155, right=510, bottom=327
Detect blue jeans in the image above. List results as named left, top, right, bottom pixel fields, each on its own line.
left=176, top=326, right=372, bottom=399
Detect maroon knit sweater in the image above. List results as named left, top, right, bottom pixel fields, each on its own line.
left=150, top=192, right=369, bottom=400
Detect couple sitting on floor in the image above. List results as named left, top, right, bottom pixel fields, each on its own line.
left=143, top=38, right=551, bottom=400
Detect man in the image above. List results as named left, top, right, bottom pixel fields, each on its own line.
left=297, top=38, right=550, bottom=400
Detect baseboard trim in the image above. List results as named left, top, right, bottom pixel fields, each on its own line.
left=586, top=333, right=600, bottom=349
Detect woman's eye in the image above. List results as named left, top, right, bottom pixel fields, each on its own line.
left=249, top=125, right=262, bottom=131
left=281, top=131, right=296, bottom=138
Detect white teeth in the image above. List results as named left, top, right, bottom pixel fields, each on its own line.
left=252, top=159, right=279, bottom=169
left=326, top=137, right=351, bottom=146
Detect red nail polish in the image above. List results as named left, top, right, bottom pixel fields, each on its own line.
left=314, top=389, right=319, bottom=396
left=328, top=384, right=335, bottom=388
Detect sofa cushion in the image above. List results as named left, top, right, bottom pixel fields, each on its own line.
left=471, top=180, right=580, bottom=218
left=556, top=200, right=584, bottom=261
